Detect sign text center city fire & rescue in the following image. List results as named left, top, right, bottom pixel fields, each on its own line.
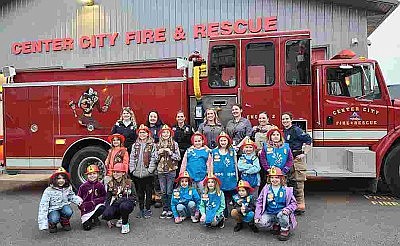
left=333, top=106, right=380, bottom=126
left=11, top=16, right=277, bottom=55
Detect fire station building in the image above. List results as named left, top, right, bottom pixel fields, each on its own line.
left=0, top=0, right=398, bottom=70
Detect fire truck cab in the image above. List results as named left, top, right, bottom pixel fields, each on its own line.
left=2, top=29, right=400, bottom=196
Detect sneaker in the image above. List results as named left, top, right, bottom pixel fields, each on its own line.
left=166, top=211, right=174, bottom=219
left=136, top=210, right=144, bottom=218
left=107, top=221, right=114, bottom=229
left=174, top=217, right=183, bottom=224
left=144, top=209, right=152, bottom=219
left=115, top=219, right=123, bottom=228
left=218, top=220, right=225, bottom=229
left=278, top=230, right=290, bottom=241
left=191, top=216, right=199, bottom=223
left=121, top=224, right=130, bottom=234
left=271, top=224, right=281, bottom=235
left=159, top=211, right=168, bottom=219
left=49, top=223, right=57, bottom=233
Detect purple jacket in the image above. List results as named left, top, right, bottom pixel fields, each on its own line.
left=77, top=181, right=107, bottom=216
left=255, top=185, right=297, bottom=229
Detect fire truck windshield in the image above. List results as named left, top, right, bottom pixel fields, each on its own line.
left=327, top=63, right=381, bottom=100
left=208, top=45, right=236, bottom=88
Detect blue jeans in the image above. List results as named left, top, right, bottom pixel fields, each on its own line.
left=48, top=205, right=73, bottom=224
left=158, top=172, right=176, bottom=211
left=176, top=201, right=196, bottom=217
left=257, top=211, right=290, bottom=231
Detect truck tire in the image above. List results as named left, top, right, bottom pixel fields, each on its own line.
left=383, top=144, right=400, bottom=197
left=69, top=146, right=108, bottom=190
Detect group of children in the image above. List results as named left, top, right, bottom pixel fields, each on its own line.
left=38, top=125, right=298, bottom=241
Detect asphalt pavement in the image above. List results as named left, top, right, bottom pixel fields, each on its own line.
left=0, top=178, right=399, bottom=246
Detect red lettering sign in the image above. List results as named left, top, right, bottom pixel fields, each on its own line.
left=11, top=17, right=278, bottom=55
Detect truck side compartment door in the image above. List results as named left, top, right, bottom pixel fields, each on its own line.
left=240, top=38, right=280, bottom=126
left=28, top=86, right=55, bottom=167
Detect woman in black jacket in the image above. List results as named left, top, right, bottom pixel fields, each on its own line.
left=111, top=107, right=137, bottom=154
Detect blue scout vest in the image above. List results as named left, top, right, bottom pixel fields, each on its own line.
left=172, top=187, right=196, bottom=205
left=212, top=148, right=237, bottom=191
left=240, top=156, right=259, bottom=187
left=186, top=148, right=209, bottom=182
left=266, top=185, right=286, bottom=215
left=202, top=191, right=222, bottom=224
left=264, top=143, right=290, bottom=170
left=232, top=194, right=255, bottom=223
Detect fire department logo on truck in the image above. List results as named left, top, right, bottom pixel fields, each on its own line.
left=68, top=88, right=113, bottom=131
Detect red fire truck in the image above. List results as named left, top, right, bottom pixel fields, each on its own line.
left=2, top=30, right=400, bottom=196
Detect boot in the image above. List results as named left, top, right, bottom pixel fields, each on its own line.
left=271, top=224, right=280, bottom=235
left=295, top=203, right=306, bottom=215
left=82, top=220, right=92, bottom=231
left=248, top=222, right=259, bottom=233
left=49, top=223, right=57, bottom=233
left=278, top=230, right=290, bottom=241
left=233, top=223, right=243, bottom=232
left=60, top=217, right=71, bottom=231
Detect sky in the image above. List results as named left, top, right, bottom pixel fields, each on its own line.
left=369, top=5, right=400, bottom=85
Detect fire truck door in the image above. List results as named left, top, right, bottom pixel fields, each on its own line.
left=28, top=87, right=55, bottom=167
left=240, top=39, right=280, bottom=125
left=321, top=64, right=388, bottom=146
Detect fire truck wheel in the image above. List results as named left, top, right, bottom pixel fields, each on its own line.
left=383, top=144, right=400, bottom=197
left=69, top=146, right=108, bottom=190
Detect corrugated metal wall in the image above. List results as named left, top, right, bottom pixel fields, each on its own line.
left=0, top=0, right=367, bottom=69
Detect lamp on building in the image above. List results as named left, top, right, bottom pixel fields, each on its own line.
left=351, top=37, right=359, bottom=46
left=81, top=0, right=95, bottom=6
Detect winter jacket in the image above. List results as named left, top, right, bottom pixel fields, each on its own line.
left=129, top=138, right=158, bottom=178
left=197, top=122, right=224, bottom=149
left=105, top=147, right=129, bottom=175
left=77, top=181, right=106, bottom=216
left=111, top=121, right=137, bottom=152
left=226, top=117, right=253, bottom=146
left=38, top=185, right=82, bottom=230
left=255, top=185, right=297, bottom=229
left=172, top=124, right=194, bottom=155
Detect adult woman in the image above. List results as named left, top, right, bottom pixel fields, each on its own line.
left=145, top=110, right=164, bottom=143
left=225, top=104, right=253, bottom=149
left=111, top=107, right=137, bottom=154
left=251, top=112, right=276, bottom=150
left=281, top=112, right=312, bottom=215
left=197, top=108, right=224, bottom=149
left=145, top=110, right=164, bottom=208
left=172, top=110, right=194, bottom=175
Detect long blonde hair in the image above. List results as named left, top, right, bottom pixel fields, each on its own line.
left=120, top=107, right=137, bottom=125
left=203, top=108, right=221, bottom=125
